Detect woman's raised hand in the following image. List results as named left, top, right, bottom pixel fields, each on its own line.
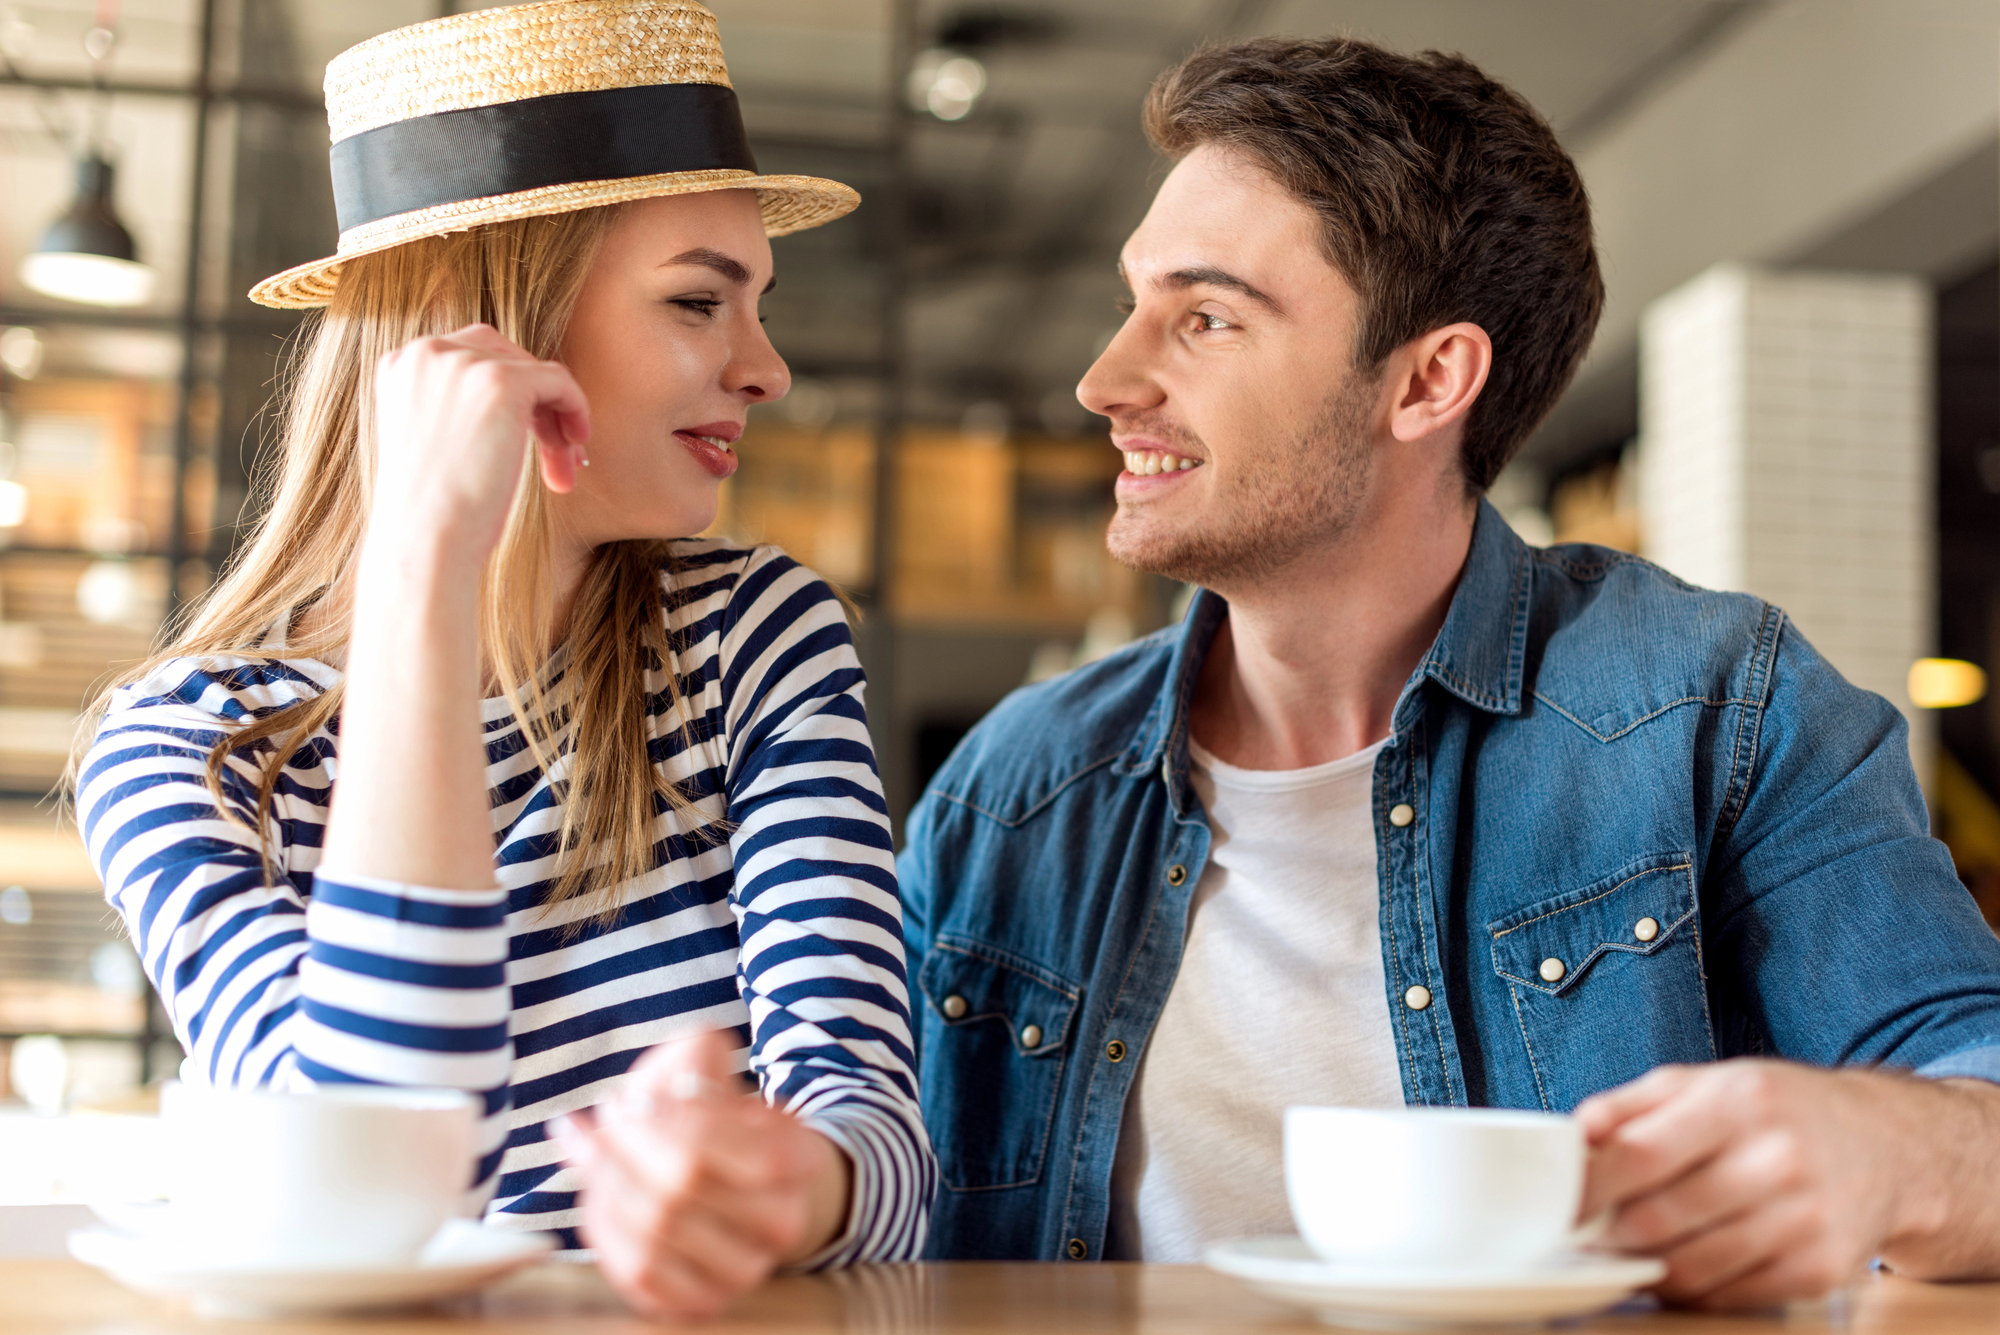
left=323, top=323, right=592, bottom=889
left=369, top=323, right=591, bottom=564
left=554, top=1030, right=854, bottom=1319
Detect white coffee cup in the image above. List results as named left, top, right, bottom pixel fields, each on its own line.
left=162, top=1082, right=479, bottom=1269
left=1285, top=1105, right=1587, bottom=1272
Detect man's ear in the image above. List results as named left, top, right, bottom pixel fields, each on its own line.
left=1387, top=322, right=1492, bottom=444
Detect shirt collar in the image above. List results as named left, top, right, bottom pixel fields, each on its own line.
left=1415, top=498, right=1534, bottom=717
left=1122, top=499, right=1534, bottom=807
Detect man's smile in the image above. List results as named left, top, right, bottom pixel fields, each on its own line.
left=1120, top=448, right=1204, bottom=475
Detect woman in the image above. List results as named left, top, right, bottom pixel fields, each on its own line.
left=72, top=0, right=930, bottom=1316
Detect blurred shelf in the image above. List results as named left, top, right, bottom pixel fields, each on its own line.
left=0, top=69, right=321, bottom=111
left=0, top=546, right=182, bottom=560
left=0, top=982, right=144, bottom=1036
left=715, top=425, right=1141, bottom=636
left=0, top=817, right=99, bottom=892
left=0, top=305, right=302, bottom=338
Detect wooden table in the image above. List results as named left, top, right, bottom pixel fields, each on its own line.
left=6, top=1258, right=2000, bottom=1333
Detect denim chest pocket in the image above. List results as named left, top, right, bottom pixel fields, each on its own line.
left=917, top=938, right=1079, bottom=1192
left=1488, top=853, right=1717, bottom=1111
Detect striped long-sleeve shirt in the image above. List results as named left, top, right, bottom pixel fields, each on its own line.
left=78, top=541, right=933, bottom=1263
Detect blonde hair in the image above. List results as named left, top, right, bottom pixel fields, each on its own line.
left=74, top=204, right=707, bottom=917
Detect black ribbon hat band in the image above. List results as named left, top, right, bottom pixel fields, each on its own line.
left=329, top=82, right=758, bottom=234
left=253, top=1, right=857, bottom=309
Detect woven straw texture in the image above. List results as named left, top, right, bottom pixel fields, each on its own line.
left=247, top=0, right=860, bottom=309
left=326, top=0, right=731, bottom=143
left=249, top=171, right=858, bottom=309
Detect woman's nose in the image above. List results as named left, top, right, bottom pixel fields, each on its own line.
left=728, top=319, right=792, bottom=402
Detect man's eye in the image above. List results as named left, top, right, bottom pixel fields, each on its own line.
left=1197, top=312, right=1232, bottom=331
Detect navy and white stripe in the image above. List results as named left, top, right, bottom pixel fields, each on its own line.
left=79, top=542, right=933, bottom=1263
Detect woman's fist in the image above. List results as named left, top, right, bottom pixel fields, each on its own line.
left=369, top=323, right=591, bottom=564
left=555, top=1030, right=853, bottom=1319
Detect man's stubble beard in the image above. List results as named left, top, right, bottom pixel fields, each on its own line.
left=1105, top=374, right=1375, bottom=590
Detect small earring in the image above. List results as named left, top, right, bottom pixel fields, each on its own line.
left=580, top=453, right=592, bottom=468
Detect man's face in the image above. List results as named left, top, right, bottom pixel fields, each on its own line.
left=1078, top=144, right=1381, bottom=589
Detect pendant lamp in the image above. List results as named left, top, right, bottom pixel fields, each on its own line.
left=19, top=155, right=157, bottom=308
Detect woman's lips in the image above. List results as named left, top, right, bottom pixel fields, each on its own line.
left=674, top=429, right=740, bottom=479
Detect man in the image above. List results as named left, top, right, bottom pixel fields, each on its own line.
left=898, top=36, right=2000, bottom=1308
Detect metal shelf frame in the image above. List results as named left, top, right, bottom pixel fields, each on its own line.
left=0, top=0, right=925, bottom=1083
left=0, top=2, right=232, bottom=1085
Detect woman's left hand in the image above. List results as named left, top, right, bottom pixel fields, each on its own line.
left=555, top=1030, right=853, bottom=1318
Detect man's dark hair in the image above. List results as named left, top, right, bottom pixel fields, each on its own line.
left=1144, top=38, right=1603, bottom=492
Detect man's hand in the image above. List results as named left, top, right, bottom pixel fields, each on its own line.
left=1577, top=1059, right=2000, bottom=1310
left=554, top=1030, right=853, bottom=1319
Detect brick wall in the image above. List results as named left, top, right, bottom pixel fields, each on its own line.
left=1638, top=263, right=1935, bottom=790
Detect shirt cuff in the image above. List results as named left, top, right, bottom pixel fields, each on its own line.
left=784, top=1115, right=872, bottom=1272
left=1914, top=1043, right=2000, bottom=1084
left=785, top=1103, right=930, bottom=1270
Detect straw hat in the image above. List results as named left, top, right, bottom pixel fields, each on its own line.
left=249, top=0, right=858, bottom=309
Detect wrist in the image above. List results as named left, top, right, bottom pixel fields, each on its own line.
left=1876, top=1075, right=2000, bottom=1273
left=782, top=1127, right=853, bottom=1266
left=354, top=527, right=484, bottom=599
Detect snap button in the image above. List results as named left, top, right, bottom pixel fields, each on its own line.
left=1634, top=917, right=1660, bottom=943
left=941, top=994, right=967, bottom=1019
left=1106, top=1039, right=1127, bottom=1062
left=1389, top=803, right=1415, bottom=828
left=1539, top=957, right=1567, bottom=983
left=1067, top=1238, right=1088, bottom=1260
left=1166, top=864, right=1187, bottom=886
left=1020, top=1024, right=1043, bottom=1048
left=1403, top=984, right=1432, bottom=1011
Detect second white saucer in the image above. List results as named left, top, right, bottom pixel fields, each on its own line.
left=69, top=1216, right=556, bottom=1319
left=1205, top=1236, right=1667, bottom=1329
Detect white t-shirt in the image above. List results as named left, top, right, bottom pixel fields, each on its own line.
left=1107, top=734, right=1407, bottom=1262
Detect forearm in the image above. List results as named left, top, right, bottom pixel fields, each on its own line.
left=296, top=548, right=518, bottom=1173
left=1879, top=1077, right=2000, bottom=1280
left=320, top=536, right=495, bottom=889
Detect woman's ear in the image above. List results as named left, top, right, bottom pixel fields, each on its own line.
left=1387, top=322, right=1492, bottom=444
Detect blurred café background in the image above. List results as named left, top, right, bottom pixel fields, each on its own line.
left=0, top=0, right=1995, bottom=1126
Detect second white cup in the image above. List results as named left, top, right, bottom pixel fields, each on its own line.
left=163, top=1082, right=479, bottom=1270
left=1284, top=1105, right=1587, bottom=1273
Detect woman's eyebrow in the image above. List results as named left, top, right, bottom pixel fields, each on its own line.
left=662, top=247, right=775, bottom=293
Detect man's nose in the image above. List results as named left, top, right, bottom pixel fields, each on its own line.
left=1077, top=319, right=1163, bottom=418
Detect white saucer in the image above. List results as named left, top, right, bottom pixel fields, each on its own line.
left=1205, top=1237, right=1667, bottom=1329
left=69, top=1216, right=556, bottom=1319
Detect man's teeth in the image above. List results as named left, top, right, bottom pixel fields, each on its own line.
left=1122, top=450, right=1201, bottom=476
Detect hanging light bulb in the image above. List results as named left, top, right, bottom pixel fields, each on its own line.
left=20, top=155, right=157, bottom=308
left=907, top=48, right=987, bottom=121
left=0, top=327, right=44, bottom=380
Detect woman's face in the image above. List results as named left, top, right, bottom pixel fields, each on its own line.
left=553, top=190, right=789, bottom=547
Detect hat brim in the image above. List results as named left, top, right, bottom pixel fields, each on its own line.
left=248, top=169, right=858, bottom=310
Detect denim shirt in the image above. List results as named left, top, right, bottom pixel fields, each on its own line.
left=897, top=502, right=2000, bottom=1263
